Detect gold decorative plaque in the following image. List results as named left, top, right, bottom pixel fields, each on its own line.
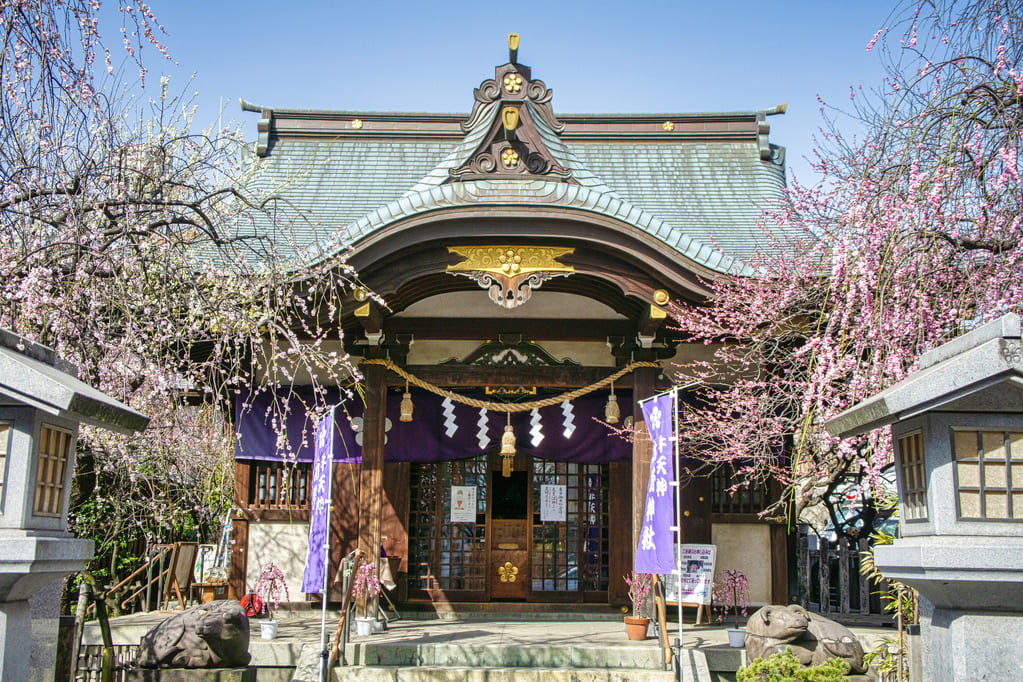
left=447, top=246, right=574, bottom=309
left=502, top=106, right=519, bottom=131
left=498, top=562, right=519, bottom=582
left=447, top=246, right=574, bottom=275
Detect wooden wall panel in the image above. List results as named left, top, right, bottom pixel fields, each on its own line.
left=328, top=460, right=360, bottom=600
left=382, top=461, right=410, bottom=601
left=680, top=475, right=712, bottom=545
left=228, top=517, right=248, bottom=601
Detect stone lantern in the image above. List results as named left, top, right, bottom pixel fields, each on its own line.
left=0, top=329, right=148, bottom=681
left=825, top=313, right=1023, bottom=682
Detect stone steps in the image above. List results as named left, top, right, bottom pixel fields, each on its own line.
left=320, top=640, right=711, bottom=682
left=329, top=665, right=679, bottom=681
left=344, top=642, right=665, bottom=669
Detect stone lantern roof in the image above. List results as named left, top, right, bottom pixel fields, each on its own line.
left=825, top=314, right=1023, bottom=439
left=0, top=329, right=148, bottom=434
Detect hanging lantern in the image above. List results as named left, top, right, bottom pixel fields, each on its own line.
left=399, top=381, right=414, bottom=422
left=501, top=416, right=516, bottom=477
left=605, top=383, right=620, bottom=424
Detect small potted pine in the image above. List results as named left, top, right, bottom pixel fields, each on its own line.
left=712, top=568, right=750, bottom=647
left=352, top=561, right=382, bottom=636
left=623, top=572, right=652, bottom=640
left=253, top=562, right=290, bottom=640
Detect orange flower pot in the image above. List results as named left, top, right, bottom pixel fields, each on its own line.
left=624, top=616, right=651, bottom=640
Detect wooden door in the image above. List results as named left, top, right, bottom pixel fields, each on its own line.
left=489, top=470, right=529, bottom=600
left=491, top=519, right=528, bottom=599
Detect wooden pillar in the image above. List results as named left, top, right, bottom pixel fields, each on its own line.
left=357, top=362, right=387, bottom=615
left=631, top=367, right=657, bottom=560
left=228, top=462, right=251, bottom=600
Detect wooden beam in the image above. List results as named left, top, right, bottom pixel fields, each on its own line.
left=384, top=318, right=635, bottom=341
left=638, top=303, right=668, bottom=340
left=385, top=365, right=639, bottom=389
left=355, top=300, right=384, bottom=338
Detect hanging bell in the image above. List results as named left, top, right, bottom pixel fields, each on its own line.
left=399, top=386, right=414, bottom=422
left=501, top=422, right=516, bottom=477
left=604, top=392, right=620, bottom=424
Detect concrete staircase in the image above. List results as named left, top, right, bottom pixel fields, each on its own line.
left=324, top=634, right=707, bottom=681
left=330, top=644, right=684, bottom=681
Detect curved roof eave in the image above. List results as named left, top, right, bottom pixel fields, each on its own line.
left=293, top=178, right=754, bottom=278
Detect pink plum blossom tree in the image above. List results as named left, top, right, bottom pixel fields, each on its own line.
left=670, top=0, right=1023, bottom=535
left=0, top=2, right=364, bottom=606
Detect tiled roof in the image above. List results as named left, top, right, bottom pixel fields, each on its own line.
left=242, top=104, right=790, bottom=275
left=569, top=141, right=788, bottom=260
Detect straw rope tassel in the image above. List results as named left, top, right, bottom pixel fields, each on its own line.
left=361, top=359, right=662, bottom=413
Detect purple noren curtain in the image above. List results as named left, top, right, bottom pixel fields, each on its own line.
left=234, top=387, right=634, bottom=464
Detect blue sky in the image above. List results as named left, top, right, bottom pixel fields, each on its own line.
left=123, top=1, right=895, bottom=185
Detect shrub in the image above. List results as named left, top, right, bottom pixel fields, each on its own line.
left=738, top=647, right=850, bottom=682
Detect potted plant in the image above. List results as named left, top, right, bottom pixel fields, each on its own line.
left=712, top=568, right=750, bottom=647
left=351, top=561, right=382, bottom=636
left=253, top=562, right=290, bottom=640
left=623, top=572, right=652, bottom=640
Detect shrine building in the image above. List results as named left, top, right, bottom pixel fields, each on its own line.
left=229, top=37, right=793, bottom=609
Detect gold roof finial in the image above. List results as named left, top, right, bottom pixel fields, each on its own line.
left=508, top=33, right=519, bottom=63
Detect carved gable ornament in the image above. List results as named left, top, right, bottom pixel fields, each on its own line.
left=450, top=36, right=572, bottom=182
left=447, top=245, right=574, bottom=309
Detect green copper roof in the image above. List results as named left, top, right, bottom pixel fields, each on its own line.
left=242, top=101, right=789, bottom=275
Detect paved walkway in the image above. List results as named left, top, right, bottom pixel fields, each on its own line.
left=83, top=605, right=897, bottom=673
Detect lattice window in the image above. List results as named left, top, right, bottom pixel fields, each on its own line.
left=898, top=431, right=928, bottom=521
left=408, top=456, right=488, bottom=593
left=34, top=424, right=72, bottom=517
left=953, top=430, right=1023, bottom=520
left=0, top=422, right=8, bottom=513
left=531, top=460, right=609, bottom=593
left=247, top=461, right=311, bottom=510
left=711, top=467, right=768, bottom=515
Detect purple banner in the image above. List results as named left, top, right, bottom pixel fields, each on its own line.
left=635, top=392, right=676, bottom=574
left=301, top=407, right=335, bottom=593
left=234, top=388, right=634, bottom=465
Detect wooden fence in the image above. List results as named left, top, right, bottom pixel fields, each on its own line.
left=796, top=534, right=880, bottom=614
left=75, top=645, right=137, bottom=682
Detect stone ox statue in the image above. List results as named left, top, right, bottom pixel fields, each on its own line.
left=136, top=600, right=251, bottom=668
left=744, top=604, right=867, bottom=675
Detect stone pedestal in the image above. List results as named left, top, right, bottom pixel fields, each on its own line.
left=825, top=315, right=1023, bottom=682
left=123, top=667, right=257, bottom=681
left=0, top=532, right=94, bottom=682
left=875, top=536, right=1023, bottom=681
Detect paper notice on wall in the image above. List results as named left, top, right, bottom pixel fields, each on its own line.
left=450, top=485, right=477, bottom=522
left=540, top=484, right=567, bottom=522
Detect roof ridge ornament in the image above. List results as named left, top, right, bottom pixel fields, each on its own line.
left=450, top=35, right=571, bottom=182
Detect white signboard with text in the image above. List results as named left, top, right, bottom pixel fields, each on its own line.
left=663, top=543, right=716, bottom=605
left=540, top=484, right=567, bottom=522
left=450, top=485, right=477, bottom=522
